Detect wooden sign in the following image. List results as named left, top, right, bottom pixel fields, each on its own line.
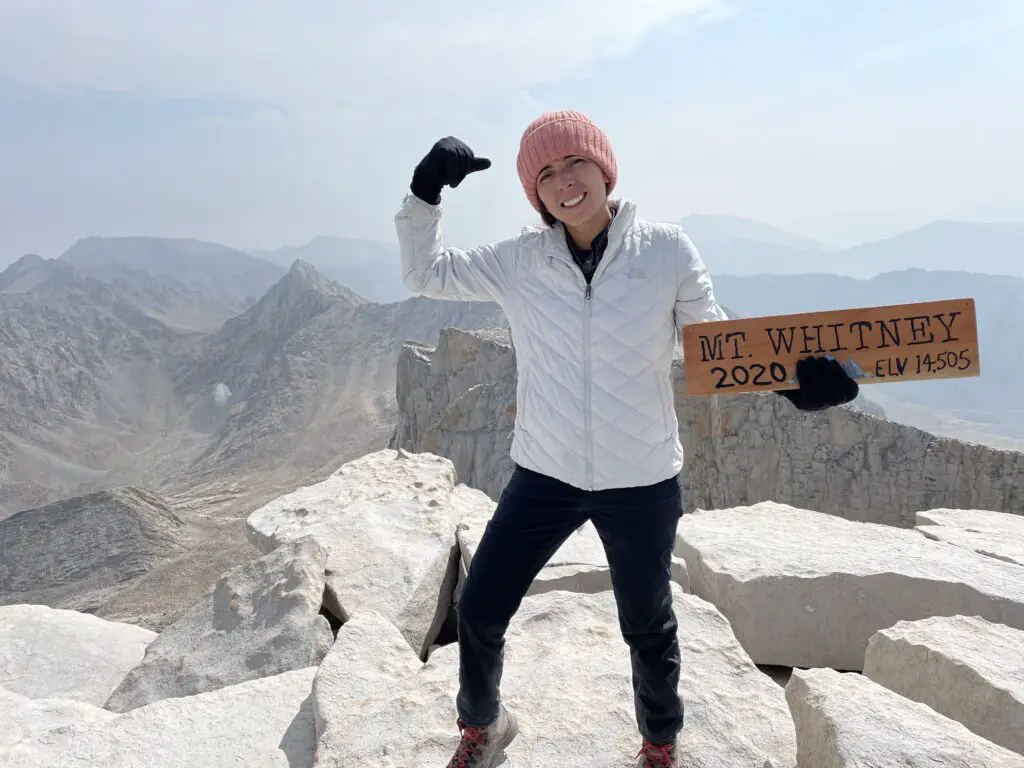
left=681, top=298, right=980, bottom=396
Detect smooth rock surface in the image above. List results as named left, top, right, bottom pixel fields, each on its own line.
left=1, top=687, right=116, bottom=750
left=1, top=667, right=317, bottom=768
left=864, top=615, right=1024, bottom=756
left=246, top=448, right=496, bottom=658
left=456, top=520, right=690, bottom=598
left=0, top=604, right=156, bottom=705
left=916, top=507, right=1024, bottom=566
left=785, top=666, right=1024, bottom=767
left=104, top=536, right=333, bottom=712
left=676, top=502, right=1024, bottom=669
left=312, top=584, right=796, bottom=768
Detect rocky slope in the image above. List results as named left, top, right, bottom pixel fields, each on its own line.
left=0, top=258, right=504, bottom=516
left=2, top=449, right=1022, bottom=766
left=0, top=253, right=245, bottom=330
left=0, top=487, right=191, bottom=616
left=391, top=327, right=1024, bottom=525
left=0, top=271, right=187, bottom=511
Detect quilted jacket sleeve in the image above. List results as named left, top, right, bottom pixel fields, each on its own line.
left=395, top=193, right=516, bottom=303
left=673, top=228, right=729, bottom=326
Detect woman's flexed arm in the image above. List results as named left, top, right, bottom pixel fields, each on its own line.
left=395, top=137, right=515, bottom=303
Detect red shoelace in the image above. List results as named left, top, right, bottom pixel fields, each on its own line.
left=636, top=740, right=675, bottom=766
left=449, top=720, right=487, bottom=767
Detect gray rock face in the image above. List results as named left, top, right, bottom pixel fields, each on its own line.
left=103, top=537, right=333, bottom=712
left=675, top=502, right=1024, bottom=670
left=863, top=615, right=1024, bottom=756
left=0, top=604, right=155, bottom=705
left=391, top=328, right=1024, bottom=524
left=0, top=487, right=191, bottom=613
left=915, top=507, right=1024, bottom=566
left=1, top=667, right=316, bottom=768
left=785, top=666, right=1024, bottom=767
left=312, top=585, right=796, bottom=768
left=390, top=327, right=517, bottom=503
left=245, top=449, right=496, bottom=659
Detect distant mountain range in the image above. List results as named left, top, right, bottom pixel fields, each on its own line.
left=244, top=216, right=1024, bottom=300
left=678, top=215, right=1024, bottom=279
left=5, top=215, right=1021, bottom=303
left=679, top=214, right=837, bottom=252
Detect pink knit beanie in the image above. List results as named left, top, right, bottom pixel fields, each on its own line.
left=516, top=110, right=617, bottom=213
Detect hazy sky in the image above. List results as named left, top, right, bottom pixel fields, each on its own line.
left=1, top=0, right=1022, bottom=261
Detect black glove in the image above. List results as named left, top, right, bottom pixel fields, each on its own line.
left=410, top=137, right=491, bottom=205
left=778, top=356, right=859, bottom=411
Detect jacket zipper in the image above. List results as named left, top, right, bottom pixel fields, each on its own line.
left=554, top=222, right=625, bottom=492
left=582, top=233, right=626, bottom=491
left=584, top=281, right=593, bottom=490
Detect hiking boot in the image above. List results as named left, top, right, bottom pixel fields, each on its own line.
left=636, top=739, right=679, bottom=767
left=445, top=703, right=519, bottom=768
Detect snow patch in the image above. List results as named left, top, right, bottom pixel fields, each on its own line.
left=212, top=383, right=232, bottom=406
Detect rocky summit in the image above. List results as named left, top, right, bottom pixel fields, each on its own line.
left=2, top=448, right=1023, bottom=767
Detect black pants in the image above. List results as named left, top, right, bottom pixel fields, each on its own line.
left=455, top=464, right=684, bottom=745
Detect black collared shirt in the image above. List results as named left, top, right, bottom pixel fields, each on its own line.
left=564, top=217, right=612, bottom=284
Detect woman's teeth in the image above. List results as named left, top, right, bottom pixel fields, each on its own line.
left=561, top=193, right=585, bottom=208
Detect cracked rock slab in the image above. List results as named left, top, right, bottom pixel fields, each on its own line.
left=455, top=520, right=690, bottom=599
left=1, top=667, right=317, bottom=768
left=0, top=604, right=155, bottom=705
left=676, top=502, right=1024, bottom=670
left=104, top=536, right=333, bottom=712
left=915, top=508, right=1024, bottom=566
left=864, top=615, right=1024, bottom=756
left=246, top=449, right=496, bottom=658
left=312, top=584, right=795, bottom=768
left=785, top=666, right=1024, bottom=767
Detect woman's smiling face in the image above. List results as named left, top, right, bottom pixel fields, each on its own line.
left=535, top=155, right=609, bottom=226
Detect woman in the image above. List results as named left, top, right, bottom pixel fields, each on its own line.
left=395, top=110, right=857, bottom=768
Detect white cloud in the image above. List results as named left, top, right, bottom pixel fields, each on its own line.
left=0, top=0, right=730, bottom=110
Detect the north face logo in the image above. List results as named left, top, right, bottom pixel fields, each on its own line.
left=627, top=267, right=646, bottom=280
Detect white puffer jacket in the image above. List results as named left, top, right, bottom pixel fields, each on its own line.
left=395, top=193, right=728, bottom=491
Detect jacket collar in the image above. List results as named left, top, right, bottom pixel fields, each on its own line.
left=547, top=198, right=637, bottom=264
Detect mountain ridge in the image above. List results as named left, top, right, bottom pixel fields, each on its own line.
left=0, top=255, right=505, bottom=516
